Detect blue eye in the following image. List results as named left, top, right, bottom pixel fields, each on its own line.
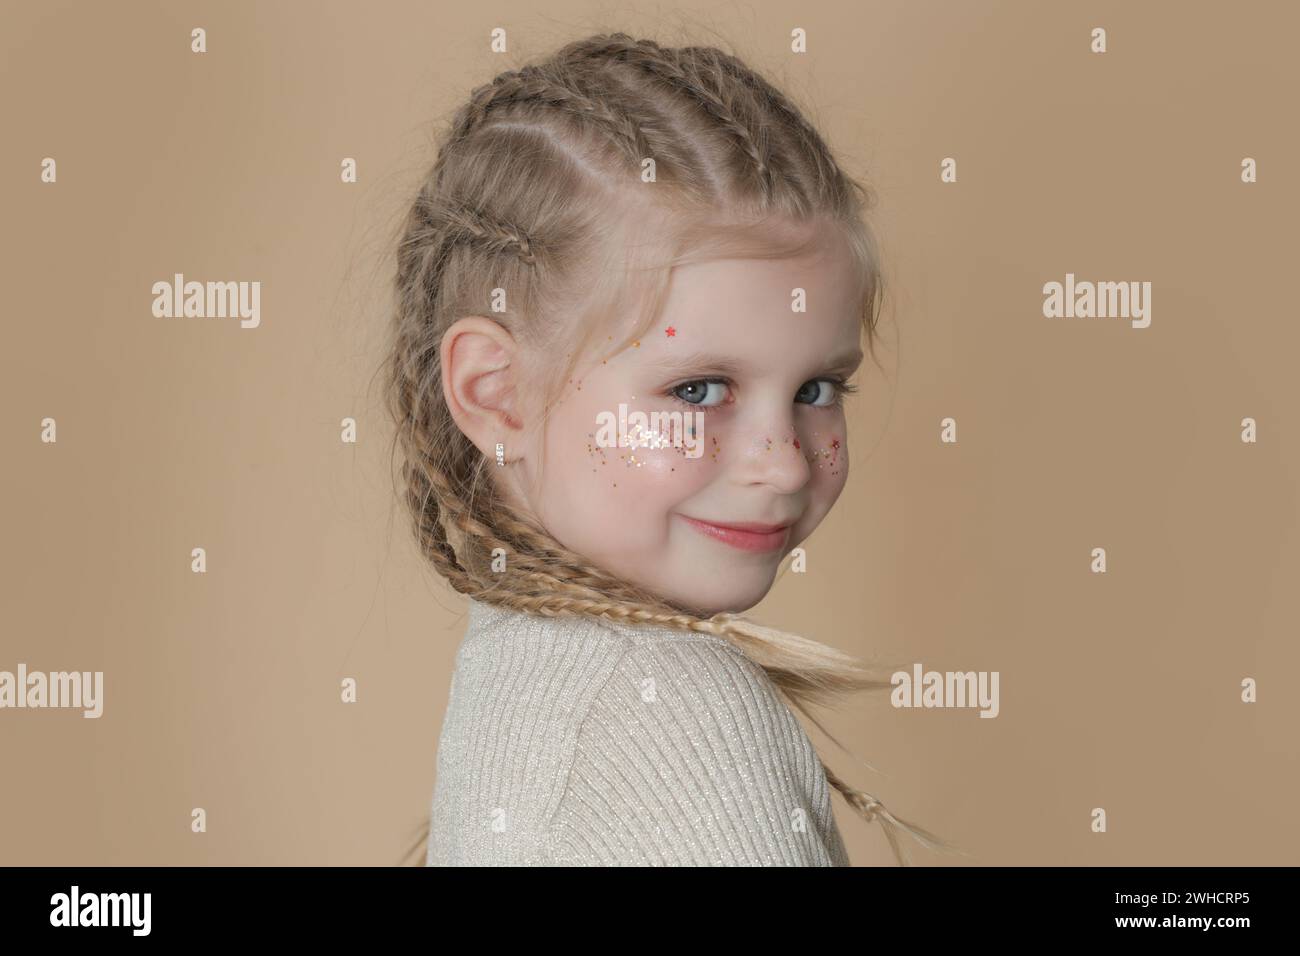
left=671, top=379, right=730, bottom=407
left=796, top=379, right=842, bottom=407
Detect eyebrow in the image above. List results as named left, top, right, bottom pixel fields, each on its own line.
left=644, top=348, right=864, bottom=377
left=643, top=351, right=747, bottom=377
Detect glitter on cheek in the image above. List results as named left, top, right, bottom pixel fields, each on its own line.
left=802, top=433, right=845, bottom=476
left=585, top=431, right=611, bottom=473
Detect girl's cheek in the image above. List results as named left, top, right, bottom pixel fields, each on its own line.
left=580, top=426, right=719, bottom=491
left=804, top=430, right=847, bottom=481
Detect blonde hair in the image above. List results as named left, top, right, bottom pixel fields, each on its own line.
left=386, top=31, right=955, bottom=865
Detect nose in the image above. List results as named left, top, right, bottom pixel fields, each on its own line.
left=727, top=419, right=811, bottom=494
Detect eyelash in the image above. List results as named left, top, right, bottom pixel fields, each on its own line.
left=665, top=376, right=858, bottom=414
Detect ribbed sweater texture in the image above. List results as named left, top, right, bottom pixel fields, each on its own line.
left=425, top=598, right=851, bottom=866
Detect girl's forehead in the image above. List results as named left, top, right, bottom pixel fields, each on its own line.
left=566, top=236, right=863, bottom=377
left=659, top=257, right=859, bottom=332
left=593, top=307, right=859, bottom=384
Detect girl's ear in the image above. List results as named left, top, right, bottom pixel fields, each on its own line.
left=440, top=316, right=526, bottom=460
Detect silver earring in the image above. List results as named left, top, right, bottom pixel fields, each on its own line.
left=495, top=442, right=505, bottom=467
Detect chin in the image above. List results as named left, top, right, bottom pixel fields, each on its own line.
left=659, top=578, right=772, bottom=618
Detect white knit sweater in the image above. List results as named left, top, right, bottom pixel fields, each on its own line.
left=425, top=597, right=850, bottom=866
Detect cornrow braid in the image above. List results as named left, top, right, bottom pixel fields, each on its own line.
left=438, top=196, right=538, bottom=266
left=556, top=33, right=775, bottom=197
left=435, top=63, right=655, bottom=185
left=677, top=43, right=844, bottom=204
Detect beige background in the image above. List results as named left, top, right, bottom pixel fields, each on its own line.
left=2, top=0, right=1296, bottom=865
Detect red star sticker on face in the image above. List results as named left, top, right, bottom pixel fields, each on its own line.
left=665, top=326, right=676, bottom=337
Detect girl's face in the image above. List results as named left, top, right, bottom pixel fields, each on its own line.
left=516, top=226, right=865, bottom=615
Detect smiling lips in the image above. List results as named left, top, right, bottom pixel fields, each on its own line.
left=680, top=515, right=793, bottom=553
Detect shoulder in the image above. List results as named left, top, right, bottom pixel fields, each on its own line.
left=429, top=600, right=737, bottom=863
left=537, top=622, right=849, bottom=866
left=428, top=600, right=848, bottom=866
left=427, top=602, right=637, bottom=865
left=449, top=600, right=746, bottom=714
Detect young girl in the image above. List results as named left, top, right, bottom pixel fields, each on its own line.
left=386, top=32, right=948, bottom=866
